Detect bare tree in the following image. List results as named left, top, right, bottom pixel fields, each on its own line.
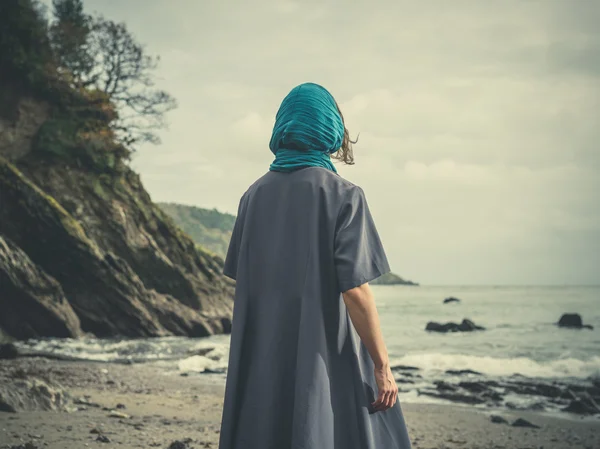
left=50, top=1, right=177, bottom=148
left=85, top=18, right=177, bottom=146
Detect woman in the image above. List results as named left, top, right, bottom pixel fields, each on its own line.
left=218, top=82, right=412, bottom=449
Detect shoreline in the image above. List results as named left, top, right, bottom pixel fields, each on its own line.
left=1, top=357, right=599, bottom=449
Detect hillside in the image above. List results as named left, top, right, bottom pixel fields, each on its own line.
left=370, top=272, right=419, bottom=286
left=158, top=203, right=235, bottom=258
left=159, top=203, right=418, bottom=286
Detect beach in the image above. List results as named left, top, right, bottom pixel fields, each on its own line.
left=1, top=357, right=599, bottom=449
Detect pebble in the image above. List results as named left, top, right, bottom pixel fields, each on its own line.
left=511, top=418, right=540, bottom=429
left=490, top=415, right=509, bottom=424
left=95, top=435, right=110, bottom=443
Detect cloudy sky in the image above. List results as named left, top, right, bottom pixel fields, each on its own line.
left=77, top=0, right=599, bottom=286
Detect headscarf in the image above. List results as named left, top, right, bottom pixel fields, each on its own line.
left=269, top=82, right=344, bottom=173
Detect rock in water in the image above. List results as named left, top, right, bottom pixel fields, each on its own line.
left=557, top=313, right=594, bottom=330
left=457, top=319, right=486, bottom=331
left=425, top=319, right=485, bottom=333
left=443, top=297, right=460, bottom=304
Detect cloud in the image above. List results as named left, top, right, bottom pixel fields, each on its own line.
left=81, top=0, right=600, bottom=284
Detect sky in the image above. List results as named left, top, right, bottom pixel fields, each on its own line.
left=72, top=0, right=599, bottom=286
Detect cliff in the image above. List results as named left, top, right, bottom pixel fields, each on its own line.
left=0, top=3, right=234, bottom=339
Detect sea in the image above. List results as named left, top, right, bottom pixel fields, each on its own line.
left=13, top=286, right=600, bottom=415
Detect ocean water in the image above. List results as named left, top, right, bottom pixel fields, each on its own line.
left=376, top=285, right=600, bottom=379
left=13, top=286, right=600, bottom=411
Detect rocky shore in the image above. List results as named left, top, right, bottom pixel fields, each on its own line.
left=1, top=356, right=599, bottom=449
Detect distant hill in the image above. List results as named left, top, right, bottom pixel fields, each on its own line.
left=370, top=272, right=419, bottom=286
left=159, top=203, right=418, bottom=286
left=158, top=203, right=235, bottom=258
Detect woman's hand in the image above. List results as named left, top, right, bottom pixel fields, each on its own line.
left=372, top=363, right=398, bottom=412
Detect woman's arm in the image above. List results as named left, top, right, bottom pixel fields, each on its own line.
left=342, top=282, right=398, bottom=412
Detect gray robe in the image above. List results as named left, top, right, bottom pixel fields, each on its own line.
left=218, top=166, right=412, bottom=449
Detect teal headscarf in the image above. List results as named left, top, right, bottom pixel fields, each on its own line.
left=269, top=82, right=344, bottom=173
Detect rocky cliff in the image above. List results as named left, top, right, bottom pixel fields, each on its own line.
left=0, top=92, right=234, bottom=340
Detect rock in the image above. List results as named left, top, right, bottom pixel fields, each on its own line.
left=443, top=297, right=460, bottom=304
left=0, top=377, right=69, bottom=412
left=557, top=313, right=593, bottom=330
left=490, top=415, right=509, bottom=424
left=108, top=411, right=129, bottom=419
left=425, top=319, right=485, bottom=333
left=167, top=438, right=194, bottom=449
left=96, top=435, right=111, bottom=443
left=0, top=236, right=82, bottom=339
left=73, top=396, right=101, bottom=407
left=9, top=443, right=39, bottom=449
left=0, top=342, right=18, bottom=359
left=0, top=153, right=234, bottom=339
left=417, top=390, right=487, bottom=405
left=511, top=418, right=540, bottom=428
left=457, top=319, right=486, bottom=331
left=458, top=381, right=489, bottom=393
left=116, top=402, right=126, bottom=409
left=202, top=367, right=226, bottom=374
left=445, top=369, right=482, bottom=376
left=220, top=317, right=232, bottom=334
left=503, top=379, right=563, bottom=399
left=391, top=364, right=420, bottom=371
left=90, top=427, right=102, bottom=434
left=186, top=347, right=215, bottom=357
left=562, top=396, right=600, bottom=415
left=434, top=381, right=457, bottom=392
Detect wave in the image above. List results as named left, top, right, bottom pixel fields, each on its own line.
left=391, top=353, right=600, bottom=379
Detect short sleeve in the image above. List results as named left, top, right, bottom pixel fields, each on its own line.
left=223, top=194, right=246, bottom=280
left=334, top=186, right=391, bottom=292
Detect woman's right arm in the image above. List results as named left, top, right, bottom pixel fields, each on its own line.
left=342, top=282, right=398, bottom=412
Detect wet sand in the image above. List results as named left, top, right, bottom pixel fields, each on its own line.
left=1, top=357, right=599, bottom=449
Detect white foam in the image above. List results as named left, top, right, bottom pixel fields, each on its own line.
left=391, top=353, right=600, bottom=379
left=178, top=355, right=227, bottom=373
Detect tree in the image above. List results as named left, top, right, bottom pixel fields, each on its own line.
left=86, top=17, right=177, bottom=146
left=49, top=2, right=177, bottom=149
left=49, top=0, right=93, bottom=87
left=0, top=0, right=54, bottom=88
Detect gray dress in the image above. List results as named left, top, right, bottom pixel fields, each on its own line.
left=218, top=166, right=412, bottom=449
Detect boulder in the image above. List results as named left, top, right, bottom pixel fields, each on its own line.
left=0, top=377, right=69, bottom=412
left=0, top=235, right=82, bottom=339
left=443, top=297, right=460, bottom=304
left=425, top=319, right=485, bottom=333
left=557, top=313, right=593, bottom=330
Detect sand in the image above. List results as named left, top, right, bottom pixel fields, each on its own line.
left=1, top=357, right=599, bottom=449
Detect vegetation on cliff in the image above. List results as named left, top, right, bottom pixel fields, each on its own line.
left=159, top=203, right=235, bottom=258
